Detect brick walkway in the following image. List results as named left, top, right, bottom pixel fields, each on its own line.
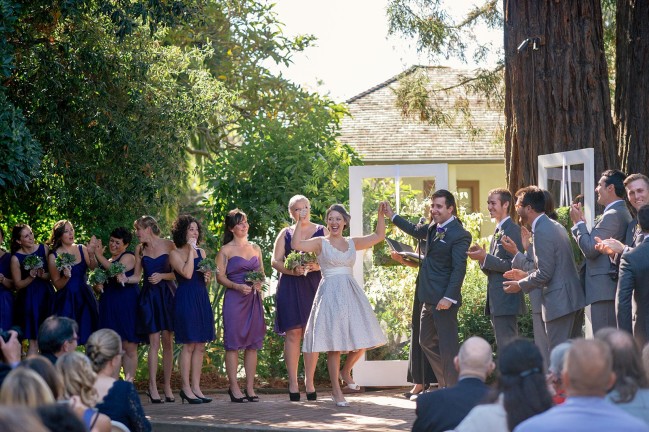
left=143, top=388, right=416, bottom=432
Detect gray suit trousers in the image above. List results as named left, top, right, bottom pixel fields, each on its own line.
left=419, top=303, right=459, bottom=388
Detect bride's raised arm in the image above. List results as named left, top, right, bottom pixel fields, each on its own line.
left=291, top=209, right=323, bottom=255
left=352, top=203, right=386, bottom=251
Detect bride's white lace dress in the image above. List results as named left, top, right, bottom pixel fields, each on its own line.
left=302, top=237, right=387, bottom=353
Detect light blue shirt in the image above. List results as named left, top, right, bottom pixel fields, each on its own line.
left=515, top=396, right=649, bottom=432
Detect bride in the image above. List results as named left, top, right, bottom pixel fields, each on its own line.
left=291, top=202, right=387, bottom=407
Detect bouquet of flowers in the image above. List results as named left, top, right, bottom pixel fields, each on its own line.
left=87, top=268, right=107, bottom=287
left=55, top=253, right=76, bottom=272
left=197, top=258, right=217, bottom=274
left=106, top=262, right=126, bottom=278
left=284, top=251, right=303, bottom=270
left=23, top=255, right=44, bottom=271
left=284, top=251, right=318, bottom=275
left=107, top=262, right=126, bottom=286
left=245, top=271, right=266, bottom=293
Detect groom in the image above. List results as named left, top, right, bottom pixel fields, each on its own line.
left=384, top=189, right=472, bottom=387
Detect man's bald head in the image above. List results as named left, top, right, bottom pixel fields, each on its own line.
left=455, top=336, right=495, bottom=380
left=563, top=339, right=615, bottom=397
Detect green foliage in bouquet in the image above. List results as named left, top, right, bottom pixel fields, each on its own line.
left=23, top=255, right=44, bottom=271
left=107, top=262, right=126, bottom=278
left=284, top=251, right=317, bottom=270
left=197, top=258, right=217, bottom=273
left=55, top=253, right=76, bottom=271
left=88, top=268, right=107, bottom=286
left=245, top=271, right=266, bottom=284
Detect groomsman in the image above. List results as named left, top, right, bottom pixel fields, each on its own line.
left=569, top=170, right=631, bottom=334
left=385, top=190, right=472, bottom=388
left=467, top=188, right=525, bottom=352
left=503, top=187, right=585, bottom=350
left=596, top=173, right=649, bottom=345
left=617, top=205, right=649, bottom=341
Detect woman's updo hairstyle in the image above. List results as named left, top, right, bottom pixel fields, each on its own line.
left=86, top=329, right=122, bottom=373
left=133, top=215, right=161, bottom=236
left=325, top=204, right=351, bottom=227
left=223, top=209, right=247, bottom=245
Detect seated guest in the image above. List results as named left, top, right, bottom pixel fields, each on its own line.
left=37, top=404, right=86, bottom=432
left=596, top=328, right=649, bottom=424
left=0, top=328, right=22, bottom=386
left=0, top=368, right=55, bottom=407
left=20, top=356, right=64, bottom=400
left=514, top=339, right=649, bottom=432
left=86, top=329, right=151, bottom=432
left=547, top=341, right=572, bottom=404
left=412, top=336, right=495, bottom=432
left=456, top=338, right=552, bottom=432
left=0, top=406, right=49, bottom=432
left=38, top=316, right=79, bottom=364
left=56, top=352, right=111, bottom=432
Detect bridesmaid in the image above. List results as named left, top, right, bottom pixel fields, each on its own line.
left=122, top=216, right=175, bottom=403
left=271, top=195, right=326, bottom=401
left=93, top=227, right=140, bottom=379
left=47, top=220, right=99, bottom=345
left=168, top=215, right=215, bottom=404
left=216, top=209, right=266, bottom=403
left=10, top=224, right=52, bottom=355
left=0, top=226, right=15, bottom=331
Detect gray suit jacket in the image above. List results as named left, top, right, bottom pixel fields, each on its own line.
left=571, top=200, right=632, bottom=303
left=518, top=214, right=585, bottom=322
left=617, top=239, right=649, bottom=335
left=393, top=216, right=472, bottom=305
left=512, top=244, right=543, bottom=314
left=481, top=218, right=526, bottom=316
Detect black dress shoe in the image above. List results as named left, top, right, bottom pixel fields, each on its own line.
left=197, top=395, right=212, bottom=403
left=146, top=391, right=163, bottom=404
left=179, top=390, right=203, bottom=404
left=228, top=388, right=248, bottom=403
left=288, top=385, right=300, bottom=401
left=244, top=389, right=259, bottom=402
left=306, top=391, right=317, bottom=401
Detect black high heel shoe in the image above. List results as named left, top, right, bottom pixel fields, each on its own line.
left=145, top=390, right=163, bottom=404
left=306, top=391, right=317, bottom=401
left=196, top=394, right=212, bottom=403
left=288, top=385, right=300, bottom=402
left=179, top=389, right=203, bottom=404
left=165, top=396, right=175, bottom=403
left=244, top=389, right=259, bottom=402
left=228, top=388, right=248, bottom=403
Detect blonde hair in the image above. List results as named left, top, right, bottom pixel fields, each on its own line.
left=134, top=215, right=161, bottom=235
left=86, top=329, right=122, bottom=373
left=0, top=368, right=55, bottom=407
left=56, top=352, right=99, bottom=407
left=0, top=406, right=49, bottom=432
left=288, top=195, right=310, bottom=213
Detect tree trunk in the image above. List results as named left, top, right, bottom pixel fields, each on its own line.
left=504, top=0, right=616, bottom=192
left=615, top=0, right=649, bottom=174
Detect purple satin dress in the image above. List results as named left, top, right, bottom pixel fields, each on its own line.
left=13, top=244, right=55, bottom=339
left=53, top=245, right=99, bottom=345
left=174, top=250, right=215, bottom=344
left=222, top=256, right=265, bottom=351
left=99, top=252, right=141, bottom=343
left=0, top=252, right=14, bottom=331
left=274, top=225, right=324, bottom=334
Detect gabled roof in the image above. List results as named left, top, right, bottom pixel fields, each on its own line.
left=340, top=66, right=504, bottom=163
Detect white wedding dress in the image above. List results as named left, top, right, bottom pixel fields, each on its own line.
left=302, top=237, right=387, bottom=353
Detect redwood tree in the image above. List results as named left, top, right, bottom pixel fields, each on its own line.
left=504, top=1, right=616, bottom=191
left=614, top=0, right=649, bottom=175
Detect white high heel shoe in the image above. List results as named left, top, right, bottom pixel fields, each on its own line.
left=334, top=397, right=350, bottom=407
left=340, top=371, right=360, bottom=391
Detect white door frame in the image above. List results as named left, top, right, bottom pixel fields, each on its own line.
left=349, top=164, right=448, bottom=386
left=538, top=149, right=595, bottom=230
